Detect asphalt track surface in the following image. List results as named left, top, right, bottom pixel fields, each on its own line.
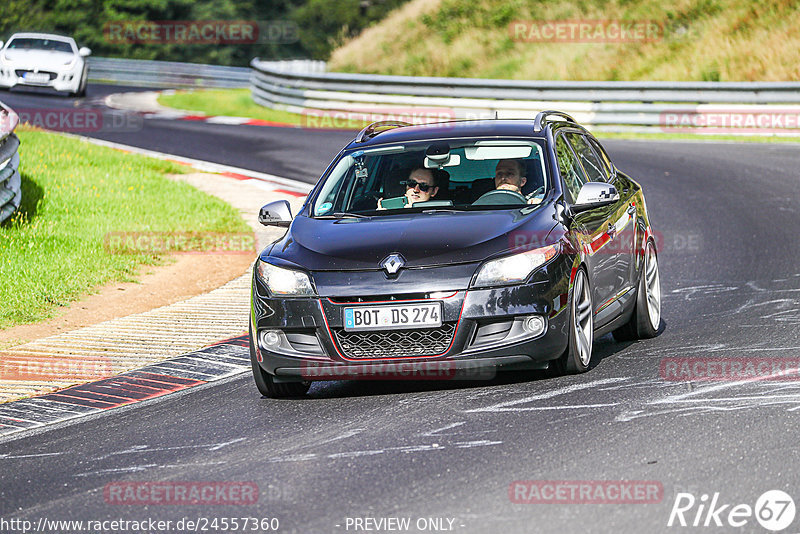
left=0, top=84, right=354, bottom=182
left=1, top=84, right=800, bottom=533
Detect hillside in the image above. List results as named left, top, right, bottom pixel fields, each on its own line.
left=0, top=0, right=409, bottom=66
left=329, top=0, right=800, bottom=81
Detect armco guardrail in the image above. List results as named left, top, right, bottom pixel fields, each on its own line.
left=0, top=102, right=21, bottom=223
left=89, top=57, right=326, bottom=89
left=89, top=57, right=250, bottom=88
left=250, top=59, right=800, bottom=134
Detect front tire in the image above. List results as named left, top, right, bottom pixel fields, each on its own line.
left=613, top=239, right=661, bottom=341
left=249, top=326, right=310, bottom=398
left=549, top=268, right=594, bottom=375
left=76, top=74, right=87, bottom=97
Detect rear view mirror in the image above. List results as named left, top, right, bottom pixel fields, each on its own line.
left=259, top=200, right=292, bottom=227
left=424, top=154, right=460, bottom=168
left=79, top=47, right=92, bottom=57
left=572, top=182, right=619, bottom=213
left=425, top=142, right=451, bottom=167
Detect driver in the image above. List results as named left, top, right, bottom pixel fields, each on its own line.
left=494, top=159, right=527, bottom=193
left=494, top=159, right=542, bottom=204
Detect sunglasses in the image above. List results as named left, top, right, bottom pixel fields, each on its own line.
left=403, top=180, right=434, bottom=192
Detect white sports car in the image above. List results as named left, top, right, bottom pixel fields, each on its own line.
left=0, top=33, right=91, bottom=96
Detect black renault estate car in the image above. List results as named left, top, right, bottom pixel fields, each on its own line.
left=250, top=111, right=661, bottom=397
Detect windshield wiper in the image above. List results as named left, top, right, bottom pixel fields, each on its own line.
left=421, top=207, right=472, bottom=213
left=316, top=212, right=369, bottom=219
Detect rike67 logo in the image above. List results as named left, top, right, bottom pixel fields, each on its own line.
left=668, top=490, right=796, bottom=531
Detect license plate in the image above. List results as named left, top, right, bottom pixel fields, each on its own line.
left=23, top=72, right=49, bottom=83
left=343, top=303, right=442, bottom=331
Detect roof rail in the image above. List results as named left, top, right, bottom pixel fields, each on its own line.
left=355, top=121, right=411, bottom=143
left=533, top=111, right=578, bottom=132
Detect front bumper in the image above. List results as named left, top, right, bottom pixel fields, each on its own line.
left=250, top=257, right=573, bottom=380
left=0, top=62, right=83, bottom=92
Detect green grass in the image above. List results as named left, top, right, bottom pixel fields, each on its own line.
left=158, top=89, right=370, bottom=129
left=159, top=89, right=307, bottom=124
left=594, top=131, right=800, bottom=144
left=0, top=127, right=250, bottom=329
left=157, top=90, right=800, bottom=144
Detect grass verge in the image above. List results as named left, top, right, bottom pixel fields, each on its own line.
left=158, top=89, right=371, bottom=129
left=159, top=89, right=307, bottom=124
left=158, top=89, right=800, bottom=144
left=0, top=126, right=250, bottom=329
left=594, top=131, right=800, bottom=144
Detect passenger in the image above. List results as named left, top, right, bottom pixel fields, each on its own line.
left=378, top=167, right=439, bottom=209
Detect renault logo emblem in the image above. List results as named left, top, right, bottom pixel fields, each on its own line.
left=381, top=253, right=405, bottom=275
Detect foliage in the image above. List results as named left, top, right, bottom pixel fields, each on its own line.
left=0, top=0, right=411, bottom=65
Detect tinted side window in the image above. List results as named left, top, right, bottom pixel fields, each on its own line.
left=555, top=134, right=588, bottom=203
left=566, top=132, right=606, bottom=182
left=586, top=136, right=614, bottom=178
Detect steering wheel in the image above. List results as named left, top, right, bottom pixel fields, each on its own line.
left=472, top=189, right=527, bottom=206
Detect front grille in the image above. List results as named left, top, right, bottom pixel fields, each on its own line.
left=328, top=293, right=429, bottom=304
left=334, top=323, right=457, bottom=359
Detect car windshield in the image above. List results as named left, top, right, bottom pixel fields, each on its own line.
left=312, top=139, right=549, bottom=217
left=7, top=38, right=73, bottom=53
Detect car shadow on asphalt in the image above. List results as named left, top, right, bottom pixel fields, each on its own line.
left=3, top=86, right=73, bottom=99
left=288, top=322, right=668, bottom=400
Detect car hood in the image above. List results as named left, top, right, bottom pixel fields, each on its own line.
left=267, top=207, right=557, bottom=271
left=2, top=49, right=76, bottom=69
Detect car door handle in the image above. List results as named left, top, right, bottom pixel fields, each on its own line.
left=627, top=203, right=636, bottom=215
left=607, top=222, right=616, bottom=237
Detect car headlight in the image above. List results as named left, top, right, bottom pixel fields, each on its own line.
left=256, top=260, right=315, bottom=297
left=472, top=244, right=559, bottom=288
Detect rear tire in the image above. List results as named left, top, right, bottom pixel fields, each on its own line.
left=548, top=268, right=594, bottom=376
left=613, top=240, right=661, bottom=341
left=250, top=326, right=310, bottom=398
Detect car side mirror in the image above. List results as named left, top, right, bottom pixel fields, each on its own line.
left=79, top=47, right=92, bottom=57
left=0, top=41, right=4, bottom=50
left=259, top=200, right=292, bottom=227
left=571, top=182, right=619, bottom=213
